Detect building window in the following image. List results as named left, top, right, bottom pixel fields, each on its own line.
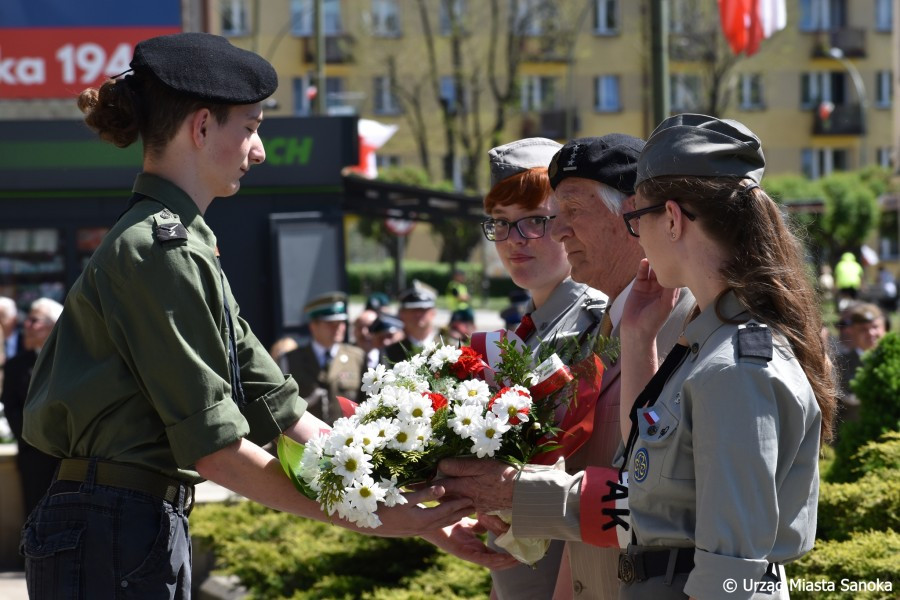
left=738, top=73, right=765, bottom=110
left=875, top=70, right=892, bottom=108
left=802, top=147, right=848, bottom=179
left=800, top=71, right=847, bottom=108
left=294, top=76, right=347, bottom=115
left=670, top=73, right=701, bottom=112
left=594, top=75, right=621, bottom=112
left=516, top=0, right=557, bottom=36
left=291, top=0, right=342, bottom=36
left=221, top=0, right=249, bottom=36
left=521, top=75, right=559, bottom=111
left=439, top=0, right=466, bottom=36
left=376, top=155, right=401, bottom=169
left=293, top=76, right=313, bottom=116
left=799, top=0, right=846, bottom=32
left=371, top=0, right=402, bottom=37
left=373, top=76, right=401, bottom=115
left=875, top=0, right=893, bottom=31
left=876, top=146, right=893, bottom=168
left=594, top=0, right=619, bottom=35
left=439, top=76, right=469, bottom=114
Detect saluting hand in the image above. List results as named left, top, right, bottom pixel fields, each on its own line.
left=622, top=259, right=681, bottom=344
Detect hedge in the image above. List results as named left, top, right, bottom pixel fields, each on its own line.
left=815, top=469, right=900, bottom=541
left=787, top=529, right=900, bottom=600
left=190, top=501, right=492, bottom=599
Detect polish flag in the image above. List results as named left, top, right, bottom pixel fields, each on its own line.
left=719, top=0, right=786, bottom=56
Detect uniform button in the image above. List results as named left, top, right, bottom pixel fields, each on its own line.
left=120, top=580, right=128, bottom=588
left=573, top=580, right=584, bottom=594
left=690, top=343, right=699, bottom=354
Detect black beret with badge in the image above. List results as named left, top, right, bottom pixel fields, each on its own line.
left=130, top=32, right=277, bottom=104
left=635, top=113, right=766, bottom=188
left=548, top=134, right=646, bottom=193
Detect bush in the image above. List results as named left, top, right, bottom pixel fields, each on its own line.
left=815, top=469, right=900, bottom=541
left=787, top=529, right=900, bottom=600
left=190, top=501, right=492, bottom=599
left=829, top=332, right=900, bottom=482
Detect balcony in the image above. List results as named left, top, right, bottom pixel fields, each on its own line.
left=518, top=36, right=568, bottom=63
left=812, top=103, right=865, bottom=135
left=521, top=109, right=579, bottom=140
left=811, top=28, right=866, bottom=58
left=302, top=34, right=355, bottom=64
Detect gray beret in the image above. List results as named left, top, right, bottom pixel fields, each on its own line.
left=635, top=113, right=765, bottom=188
left=131, top=32, right=277, bottom=104
left=489, top=137, right=562, bottom=188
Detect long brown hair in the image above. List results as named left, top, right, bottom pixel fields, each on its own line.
left=639, top=175, right=838, bottom=443
left=76, top=72, right=231, bottom=157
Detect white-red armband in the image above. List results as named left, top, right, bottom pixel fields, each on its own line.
left=580, top=466, right=630, bottom=548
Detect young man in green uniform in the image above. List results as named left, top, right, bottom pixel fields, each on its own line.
left=20, top=32, right=508, bottom=599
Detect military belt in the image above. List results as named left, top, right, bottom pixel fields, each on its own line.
left=56, top=458, right=194, bottom=513
left=618, top=546, right=694, bottom=584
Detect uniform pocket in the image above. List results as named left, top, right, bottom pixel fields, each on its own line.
left=630, top=404, right=680, bottom=492
left=21, top=520, right=85, bottom=599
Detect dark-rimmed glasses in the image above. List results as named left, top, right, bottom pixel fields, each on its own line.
left=481, top=215, right=556, bottom=242
left=622, top=202, right=695, bottom=238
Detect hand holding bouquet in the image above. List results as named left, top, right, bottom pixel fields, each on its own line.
left=279, top=336, right=577, bottom=539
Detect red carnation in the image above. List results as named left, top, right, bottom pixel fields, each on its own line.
left=450, top=346, right=485, bottom=379
left=424, top=391, right=448, bottom=411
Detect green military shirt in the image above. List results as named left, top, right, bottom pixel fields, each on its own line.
left=24, top=173, right=306, bottom=483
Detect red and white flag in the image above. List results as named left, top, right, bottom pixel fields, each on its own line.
left=718, top=0, right=786, bottom=56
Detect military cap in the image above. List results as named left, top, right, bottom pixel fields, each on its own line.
left=450, top=307, right=475, bottom=324
left=130, top=32, right=277, bottom=104
left=840, top=302, right=884, bottom=327
left=371, top=314, right=404, bottom=335
left=365, top=292, right=391, bottom=312
left=489, top=138, right=562, bottom=188
left=398, top=281, right=437, bottom=309
left=304, top=291, right=348, bottom=322
left=635, top=113, right=766, bottom=188
left=548, top=134, right=645, bottom=193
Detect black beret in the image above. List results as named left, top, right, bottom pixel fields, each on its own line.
left=635, top=113, right=765, bottom=188
left=131, top=32, right=277, bottom=104
left=548, top=134, right=646, bottom=193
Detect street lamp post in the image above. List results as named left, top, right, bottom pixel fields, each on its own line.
left=828, top=47, right=868, bottom=167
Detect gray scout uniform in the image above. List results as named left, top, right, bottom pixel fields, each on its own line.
left=623, top=291, right=820, bottom=599
left=491, top=277, right=607, bottom=600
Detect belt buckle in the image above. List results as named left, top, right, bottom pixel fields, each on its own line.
left=184, top=485, right=195, bottom=516
left=618, top=554, right=636, bottom=584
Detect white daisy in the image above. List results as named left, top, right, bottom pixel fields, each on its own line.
left=389, top=419, right=428, bottom=451
left=361, top=363, right=396, bottom=395
left=380, top=476, right=408, bottom=507
left=452, top=379, right=491, bottom=406
left=398, top=393, right=435, bottom=421
left=345, top=474, right=387, bottom=514
left=490, top=387, right=532, bottom=425
left=448, top=404, right=485, bottom=438
left=332, top=445, right=373, bottom=485
left=370, top=417, right=400, bottom=445
left=428, top=345, right=463, bottom=370
left=469, top=413, right=511, bottom=458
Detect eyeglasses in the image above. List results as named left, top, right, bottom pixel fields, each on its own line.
left=622, top=202, right=696, bottom=238
left=481, top=215, right=556, bottom=242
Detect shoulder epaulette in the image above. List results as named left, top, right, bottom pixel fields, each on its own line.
left=737, top=321, right=773, bottom=361
left=153, top=208, right=188, bottom=243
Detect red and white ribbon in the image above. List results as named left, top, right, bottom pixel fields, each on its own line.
left=528, top=354, right=573, bottom=400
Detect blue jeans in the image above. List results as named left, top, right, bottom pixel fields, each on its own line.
left=20, top=462, right=192, bottom=599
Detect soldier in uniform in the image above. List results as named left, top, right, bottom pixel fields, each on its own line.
left=383, top=283, right=439, bottom=364
left=478, top=137, right=609, bottom=599
left=20, top=32, right=496, bottom=599
left=615, top=114, right=835, bottom=598
left=282, top=292, right=365, bottom=424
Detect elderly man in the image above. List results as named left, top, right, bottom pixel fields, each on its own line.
left=2, top=298, right=64, bottom=519
left=383, top=282, right=439, bottom=364
left=441, top=135, right=694, bottom=600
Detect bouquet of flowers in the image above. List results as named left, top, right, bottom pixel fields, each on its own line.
left=278, top=335, right=588, bottom=547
